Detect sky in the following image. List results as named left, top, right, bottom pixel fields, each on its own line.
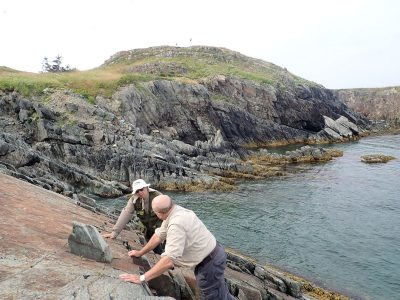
left=0, top=0, right=399, bottom=89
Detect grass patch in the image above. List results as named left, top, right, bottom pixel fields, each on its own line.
left=111, top=54, right=291, bottom=86
left=0, top=46, right=322, bottom=101
left=0, top=71, right=60, bottom=96
left=117, top=73, right=155, bottom=86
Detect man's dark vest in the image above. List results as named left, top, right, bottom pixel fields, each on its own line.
left=134, top=190, right=162, bottom=240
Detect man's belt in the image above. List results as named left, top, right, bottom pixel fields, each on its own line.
left=197, top=243, right=219, bottom=268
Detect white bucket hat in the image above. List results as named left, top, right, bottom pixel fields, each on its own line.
left=131, top=179, right=150, bottom=194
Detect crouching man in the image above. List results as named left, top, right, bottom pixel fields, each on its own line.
left=119, top=195, right=235, bottom=300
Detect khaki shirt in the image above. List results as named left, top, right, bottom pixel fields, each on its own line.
left=155, top=205, right=216, bottom=268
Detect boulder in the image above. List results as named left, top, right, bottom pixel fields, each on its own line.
left=68, top=221, right=113, bottom=263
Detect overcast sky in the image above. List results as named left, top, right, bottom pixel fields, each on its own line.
left=1, top=0, right=399, bottom=89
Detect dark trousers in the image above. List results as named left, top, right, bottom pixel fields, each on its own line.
left=194, top=243, right=235, bottom=300
left=153, top=241, right=165, bottom=255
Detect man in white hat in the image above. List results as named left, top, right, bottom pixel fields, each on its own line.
left=102, top=179, right=164, bottom=253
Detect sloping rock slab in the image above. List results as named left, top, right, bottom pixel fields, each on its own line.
left=0, top=173, right=168, bottom=299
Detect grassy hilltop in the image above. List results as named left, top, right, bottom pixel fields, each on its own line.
left=0, top=46, right=320, bottom=103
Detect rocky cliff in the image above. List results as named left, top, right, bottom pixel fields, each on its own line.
left=1, top=46, right=367, bottom=196
left=335, top=86, right=400, bottom=128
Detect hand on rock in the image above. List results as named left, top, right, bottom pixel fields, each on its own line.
left=119, top=273, right=141, bottom=284
left=102, top=232, right=116, bottom=239
left=128, top=249, right=142, bottom=257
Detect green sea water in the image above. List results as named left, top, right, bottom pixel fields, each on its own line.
left=98, top=134, right=400, bottom=300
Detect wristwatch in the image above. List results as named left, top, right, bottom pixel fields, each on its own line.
left=139, top=274, right=146, bottom=283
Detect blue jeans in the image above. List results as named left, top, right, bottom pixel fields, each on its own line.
left=194, top=243, right=235, bottom=300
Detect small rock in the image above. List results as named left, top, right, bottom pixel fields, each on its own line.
left=361, top=154, right=396, bottom=163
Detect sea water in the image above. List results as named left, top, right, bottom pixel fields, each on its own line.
left=98, top=134, right=400, bottom=299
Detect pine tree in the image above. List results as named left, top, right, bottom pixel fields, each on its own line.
left=41, top=55, right=73, bottom=73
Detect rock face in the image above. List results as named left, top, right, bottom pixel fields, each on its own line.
left=335, top=87, right=400, bottom=127
left=0, top=47, right=369, bottom=196
left=0, top=86, right=365, bottom=196
left=115, top=75, right=366, bottom=147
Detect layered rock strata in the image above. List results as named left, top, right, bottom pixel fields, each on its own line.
left=0, top=84, right=362, bottom=196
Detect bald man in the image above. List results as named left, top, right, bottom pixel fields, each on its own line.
left=119, top=195, right=235, bottom=300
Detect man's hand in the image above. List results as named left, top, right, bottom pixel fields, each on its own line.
left=128, top=249, right=142, bottom=257
left=102, top=232, right=116, bottom=239
left=119, top=273, right=141, bottom=284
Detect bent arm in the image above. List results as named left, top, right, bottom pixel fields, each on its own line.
left=130, top=233, right=162, bottom=257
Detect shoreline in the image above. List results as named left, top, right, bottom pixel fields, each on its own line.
left=225, top=247, right=353, bottom=300
left=266, top=263, right=359, bottom=300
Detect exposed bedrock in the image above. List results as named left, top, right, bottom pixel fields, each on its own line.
left=0, top=77, right=367, bottom=195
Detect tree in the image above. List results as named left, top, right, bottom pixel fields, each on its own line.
left=41, top=55, right=73, bottom=73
